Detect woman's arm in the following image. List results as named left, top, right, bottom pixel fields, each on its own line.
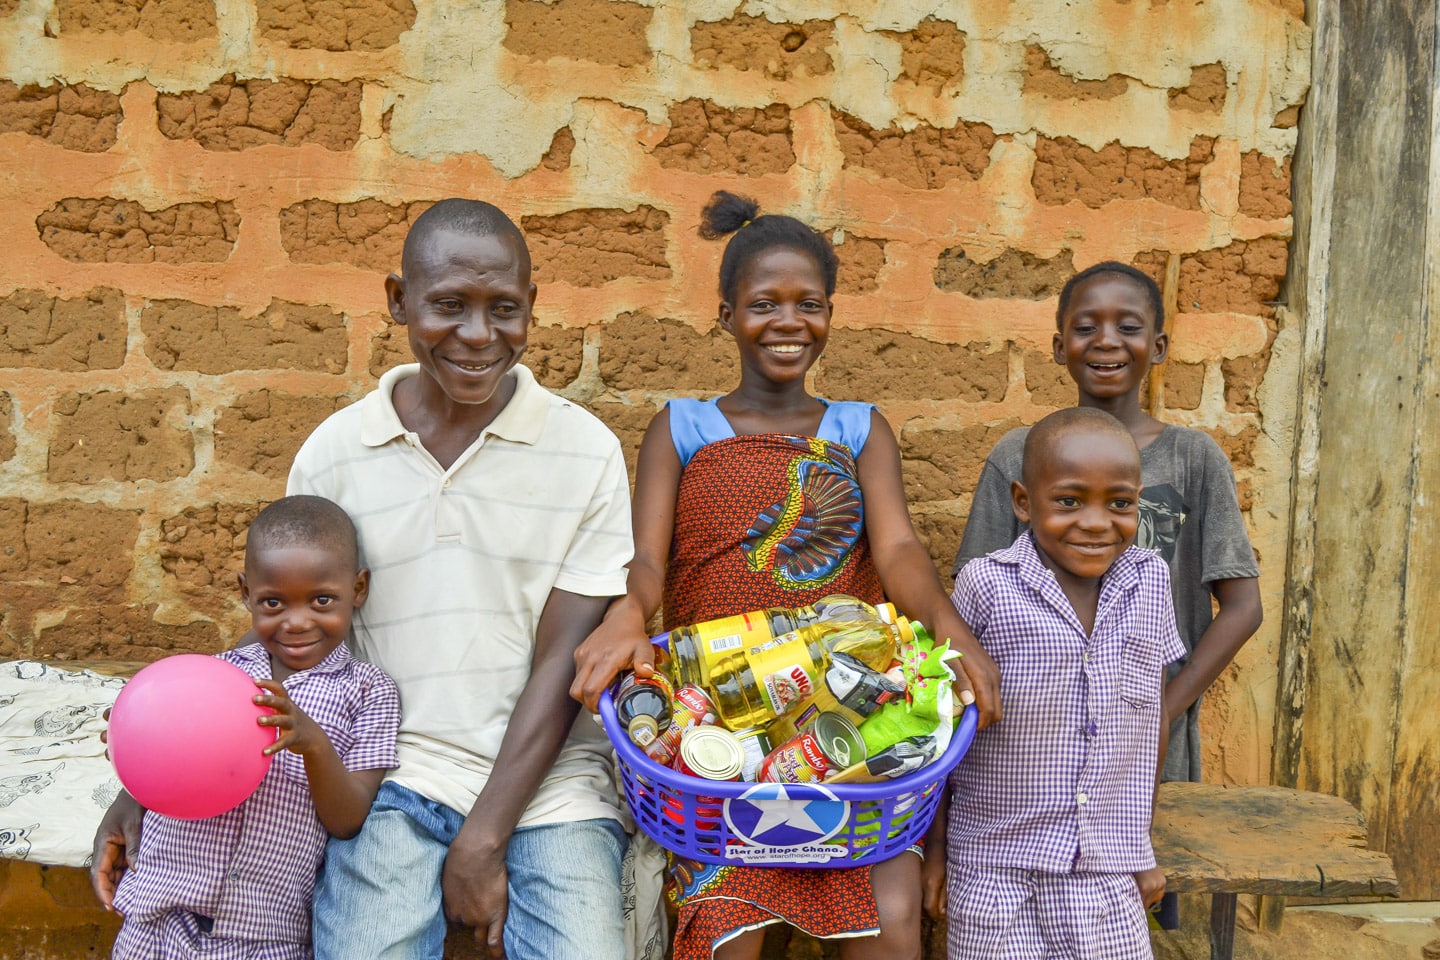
left=571, top=409, right=684, bottom=711
left=855, top=411, right=1002, bottom=728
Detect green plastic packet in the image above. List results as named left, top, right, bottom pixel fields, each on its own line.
left=857, top=622, right=960, bottom=757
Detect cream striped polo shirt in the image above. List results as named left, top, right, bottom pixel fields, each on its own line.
left=288, top=363, right=633, bottom=827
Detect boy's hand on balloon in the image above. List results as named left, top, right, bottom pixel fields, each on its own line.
left=253, top=679, right=325, bottom=759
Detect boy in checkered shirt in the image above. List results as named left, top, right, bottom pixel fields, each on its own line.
left=93, top=496, right=401, bottom=959
left=937, top=408, right=1185, bottom=959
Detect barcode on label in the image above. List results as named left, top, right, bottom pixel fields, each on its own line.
left=708, top=634, right=744, bottom=653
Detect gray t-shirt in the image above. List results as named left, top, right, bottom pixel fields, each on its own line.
left=952, top=424, right=1260, bottom=782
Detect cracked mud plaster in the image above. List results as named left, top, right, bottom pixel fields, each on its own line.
left=691, top=13, right=834, bottom=81
left=0, top=394, right=13, bottom=463
left=815, top=330, right=1006, bottom=405
left=540, top=126, right=575, bottom=170
left=280, top=199, right=432, bottom=271
left=832, top=110, right=996, bottom=190
left=1164, top=361, right=1206, bottom=410
left=255, top=0, right=416, bottom=52
left=1168, top=63, right=1228, bottom=112
left=0, top=81, right=122, bottom=151
left=38, top=198, right=240, bottom=264
left=141, top=299, right=348, bottom=374
left=48, top=387, right=194, bottom=483
left=504, top=0, right=651, bottom=67
left=1239, top=152, right=1293, bottom=219
left=522, top=208, right=670, bottom=286
left=935, top=247, right=1075, bottom=300
left=597, top=313, right=738, bottom=393
left=34, top=604, right=222, bottom=660
left=881, top=18, right=964, bottom=92
left=215, top=391, right=351, bottom=480
left=0, top=498, right=140, bottom=591
left=1032, top=136, right=1213, bottom=210
left=0, top=288, right=126, bottom=370
left=652, top=100, right=795, bottom=177
left=1177, top=237, right=1288, bottom=316
left=157, top=77, right=362, bottom=151
left=835, top=236, right=887, bottom=295
left=1024, top=46, right=1129, bottom=100
left=53, top=0, right=216, bottom=41
left=901, top=419, right=1027, bottom=504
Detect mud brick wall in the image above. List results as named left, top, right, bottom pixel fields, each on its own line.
left=0, top=0, right=1307, bottom=952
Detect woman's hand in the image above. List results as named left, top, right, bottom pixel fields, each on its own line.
left=570, top=597, right=657, bottom=712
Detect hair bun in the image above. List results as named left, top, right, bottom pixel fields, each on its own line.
left=699, top=190, right=761, bottom=240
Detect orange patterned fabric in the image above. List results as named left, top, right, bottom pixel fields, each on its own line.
left=662, top=431, right=887, bottom=959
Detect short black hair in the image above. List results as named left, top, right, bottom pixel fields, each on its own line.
left=1056, top=261, right=1164, bottom=331
left=246, top=496, right=359, bottom=572
left=401, top=198, right=527, bottom=275
left=699, top=190, right=840, bottom=302
left=1022, top=407, right=1138, bottom=487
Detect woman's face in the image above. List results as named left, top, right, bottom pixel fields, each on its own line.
left=719, top=246, right=832, bottom=387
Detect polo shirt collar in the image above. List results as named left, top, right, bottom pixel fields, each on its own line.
left=1003, top=531, right=1143, bottom=604
left=360, top=363, right=548, bottom=448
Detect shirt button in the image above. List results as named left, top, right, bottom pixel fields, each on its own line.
left=1076, top=792, right=1089, bottom=805
left=442, top=479, right=451, bottom=488
left=1082, top=652, right=1091, bottom=662
left=229, top=870, right=240, bottom=880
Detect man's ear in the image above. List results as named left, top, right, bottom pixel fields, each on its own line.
left=1151, top=329, right=1170, bottom=365
left=1011, top=480, right=1032, bottom=525
left=385, top=274, right=407, bottom=326
left=352, top=569, right=371, bottom=609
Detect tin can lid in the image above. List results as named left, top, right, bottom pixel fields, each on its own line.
left=812, top=712, right=866, bottom=768
left=679, top=726, right=745, bottom=780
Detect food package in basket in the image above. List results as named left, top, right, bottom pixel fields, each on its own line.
left=600, top=595, right=978, bottom=868
left=613, top=595, right=962, bottom=785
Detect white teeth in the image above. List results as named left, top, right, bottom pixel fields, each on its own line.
left=767, top=344, right=804, bottom=354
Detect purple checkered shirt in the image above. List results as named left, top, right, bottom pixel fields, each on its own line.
left=947, top=532, right=1186, bottom=874
left=113, top=643, right=400, bottom=946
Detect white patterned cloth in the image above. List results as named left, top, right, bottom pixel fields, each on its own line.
left=0, top=659, right=126, bottom=866
left=947, top=533, right=1186, bottom=874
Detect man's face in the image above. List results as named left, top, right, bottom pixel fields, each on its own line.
left=387, top=228, right=536, bottom=413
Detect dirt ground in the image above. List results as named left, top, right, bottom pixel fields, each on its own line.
left=1151, top=896, right=1440, bottom=960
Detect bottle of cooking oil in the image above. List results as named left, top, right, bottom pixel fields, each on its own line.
left=667, top=615, right=910, bottom=730
left=663, top=595, right=896, bottom=690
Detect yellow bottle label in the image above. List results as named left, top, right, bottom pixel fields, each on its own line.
left=745, top=634, right=819, bottom=718
left=695, top=612, right=771, bottom=660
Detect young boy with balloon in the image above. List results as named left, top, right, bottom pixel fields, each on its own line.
left=94, top=495, right=401, bottom=960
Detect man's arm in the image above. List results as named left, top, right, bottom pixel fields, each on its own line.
left=442, top=588, right=611, bottom=958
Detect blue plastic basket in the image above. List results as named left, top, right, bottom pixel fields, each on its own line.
left=601, top=683, right=977, bottom=869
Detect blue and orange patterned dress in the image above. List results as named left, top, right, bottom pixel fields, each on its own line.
left=662, top=397, right=888, bottom=959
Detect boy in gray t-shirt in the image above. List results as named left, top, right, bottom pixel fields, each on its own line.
left=953, top=261, right=1262, bottom=784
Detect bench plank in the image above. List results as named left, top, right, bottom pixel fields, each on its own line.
left=1153, top=782, right=1399, bottom=898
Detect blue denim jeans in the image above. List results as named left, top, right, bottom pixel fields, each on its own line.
left=313, top=782, right=627, bottom=960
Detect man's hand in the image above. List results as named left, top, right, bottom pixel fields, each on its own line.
left=91, top=790, right=144, bottom=909
left=442, top=833, right=510, bottom=958
left=1134, top=866, right=1166, bottom=909
left=253, top=679, right=326, bottom=759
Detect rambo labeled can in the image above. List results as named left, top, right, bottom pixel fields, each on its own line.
left=758, top=712, right=866, bottom=784
left=668, top=726, right=744, bottom=830
left=644, top=683, right=718, bottom=766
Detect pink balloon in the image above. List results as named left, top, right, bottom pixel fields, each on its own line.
left=109, top=654, right=276, bottom=820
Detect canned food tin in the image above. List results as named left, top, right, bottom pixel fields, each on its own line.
left=648, top=684, right=718, bottom=765
left=758, top=712, right=866, bottom=784
left=675, top=726, right=745, bottom=781
left=730, top=725, right=771, bottom=782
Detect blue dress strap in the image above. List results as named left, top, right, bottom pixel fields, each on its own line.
left=668, top=398, right=735, bottom=467
left=817, top=400, right=876, bottom=456
left=668, top=397, right=876, bottom=466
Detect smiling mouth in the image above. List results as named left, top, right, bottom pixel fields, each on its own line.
left=764, top=344, right=807, bottom=355
left=447, top=357, right=501, bottom=374
left=1088, top=362, right=1127, bottom=372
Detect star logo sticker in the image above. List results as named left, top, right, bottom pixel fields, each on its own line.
left=725, top=783, right=849, bottom=846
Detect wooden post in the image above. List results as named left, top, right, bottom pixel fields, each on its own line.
left=1273, top=0, right=1440, bottom=897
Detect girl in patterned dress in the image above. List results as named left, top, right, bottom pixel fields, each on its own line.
left=572, top=190, right=1001, bottom=960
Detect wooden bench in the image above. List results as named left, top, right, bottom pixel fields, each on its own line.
left=1152, top=781, right=1399, bottom=960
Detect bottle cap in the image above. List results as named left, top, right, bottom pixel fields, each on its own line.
left=628, top=715, right=659, bottom=746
